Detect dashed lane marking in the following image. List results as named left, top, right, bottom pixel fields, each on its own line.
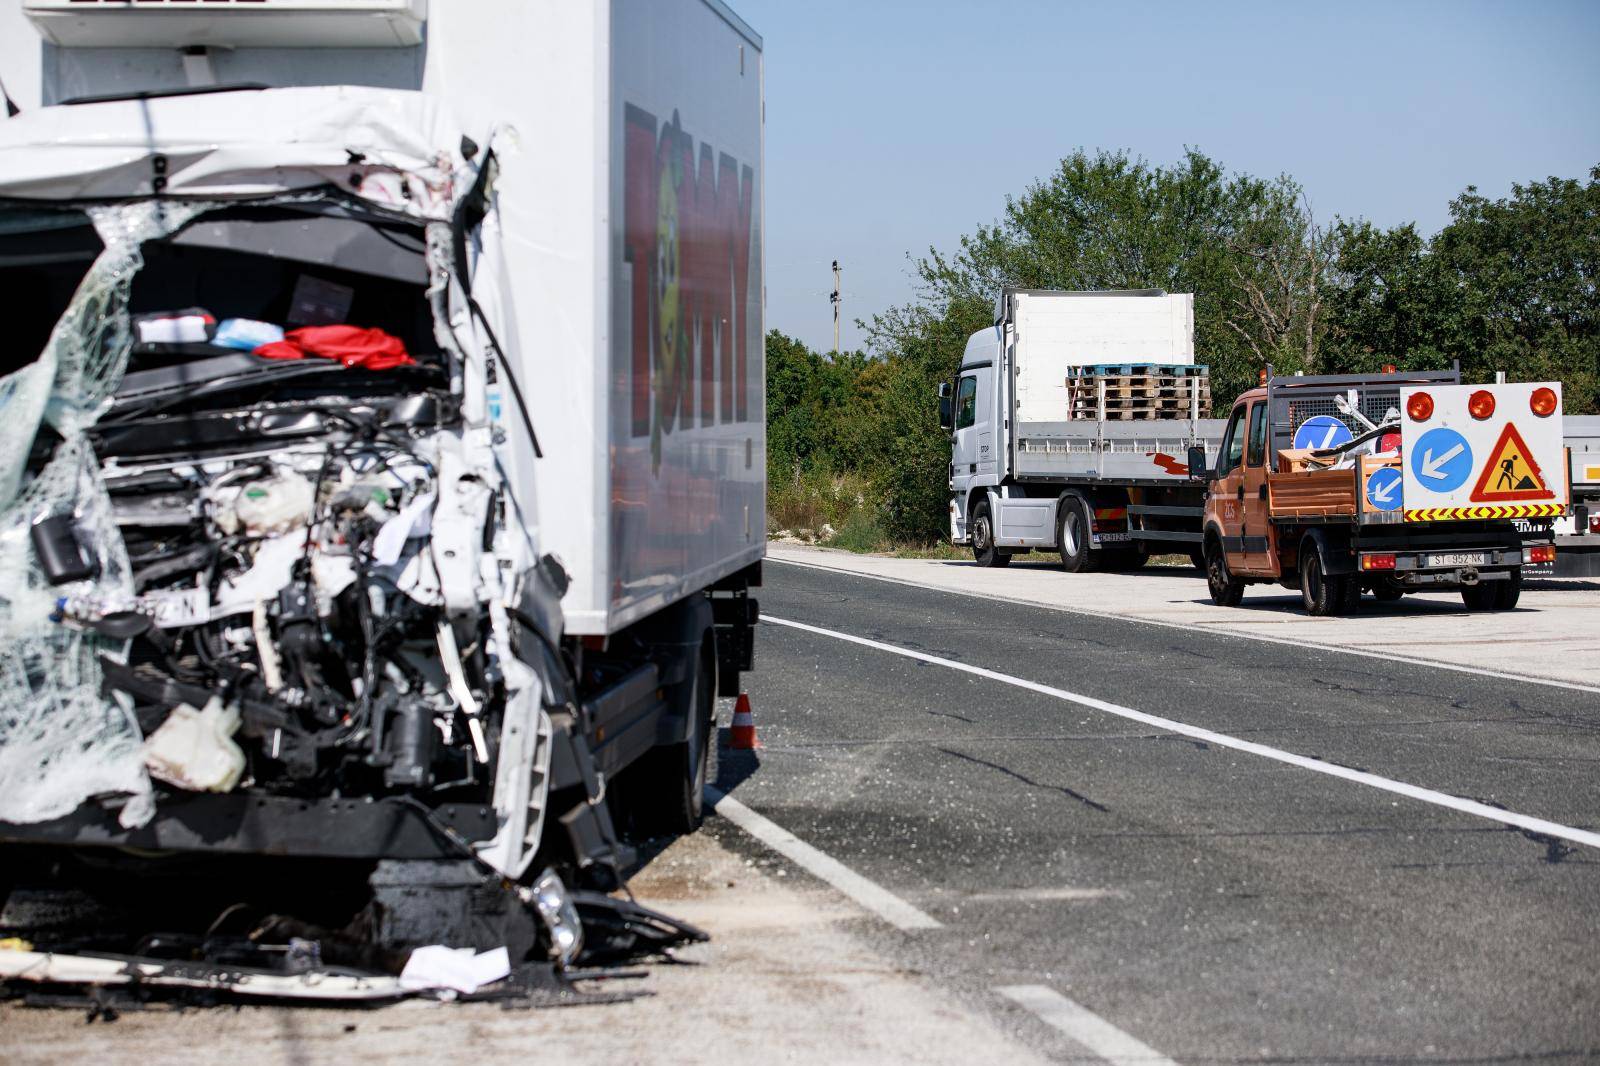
left=706, top=787, right=943, bottom=931
left=764, top=614, right=1600, bottom=852
left=998, top=984, right=1181, bottom=1066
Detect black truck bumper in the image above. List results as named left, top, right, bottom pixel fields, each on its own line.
left=0, top=793, right=496, bottom=861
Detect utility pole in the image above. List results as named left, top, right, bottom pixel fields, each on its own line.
left=830, top=260, right=841, bottom=354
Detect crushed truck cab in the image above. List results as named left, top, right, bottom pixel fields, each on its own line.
left=0, top=0, right=765, bottom=978
left=1198, top=370, right=1566, bottom=615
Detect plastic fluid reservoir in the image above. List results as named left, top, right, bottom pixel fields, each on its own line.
left=142, top=697, right=246, bottom=792
left=234, top=472, right=314, bottom=535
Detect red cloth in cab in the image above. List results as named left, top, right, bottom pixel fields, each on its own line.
left=255, top=325, right=414, bottom=370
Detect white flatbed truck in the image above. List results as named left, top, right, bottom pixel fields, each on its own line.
left=940, top=288, right=1225, bottom=571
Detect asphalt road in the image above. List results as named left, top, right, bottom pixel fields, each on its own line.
left=719, top=558, right=1600, bottom=1064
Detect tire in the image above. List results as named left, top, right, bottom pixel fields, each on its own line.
left=1461, top=569, right=1521, bottom=612
left=633, top=642, right=716, bottom=836
left=1370, top=581, right=1406, bottom=602
left=1056, top=494, right=1098, bottom=573
left=1204, top=532, right=1244, bottom=607
left=1189, top=549, right=1206, bottom=571
left=971, top=499, right=1011, bottom=569
left=1496, top=567, right=1522, bottom=609
left=1300, top=545, right=1357, bottom=616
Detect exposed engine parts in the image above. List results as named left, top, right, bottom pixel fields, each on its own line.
left=69, top=414, right=506, bottom=805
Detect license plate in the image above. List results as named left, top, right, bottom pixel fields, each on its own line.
left=145, top=587, right=211, bottom=629
left=1093, top=532, right=1130, bottom=543
left=1426, top=551, right=1488, bottom=568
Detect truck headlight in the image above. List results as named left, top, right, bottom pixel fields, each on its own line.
left=524, top=868, right=584, bottom=967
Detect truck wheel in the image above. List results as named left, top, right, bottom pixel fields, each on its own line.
left=1370, top=580, right=1405, bottom=602
left=971, top=500, right=1011, bottom=569
left=635, top=642, right=716, bottom=835
left=1056, top=495, right=1097, bottom=573
left=1496, top=567, right=1523, bottom=609
left=1299, top=547, right=1357, bottom=616
left=1461, top=570, right=1521, bottom=611
left=1189, top=549, right=1206, bottom=571
left=1204, top=532, right=1244, bottom=606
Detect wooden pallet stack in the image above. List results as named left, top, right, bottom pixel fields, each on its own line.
left=1066, top=363, right=1212, bottom=421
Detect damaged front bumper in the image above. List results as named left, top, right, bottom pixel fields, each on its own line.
left=0, top=792, right=497, bottom=862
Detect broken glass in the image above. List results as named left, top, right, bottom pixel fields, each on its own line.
left=0, top=201, right=211, bottom=829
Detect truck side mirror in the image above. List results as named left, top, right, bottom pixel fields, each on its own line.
left=1186, top=444, right=1210, bottom=482
left=937, top=382, right=953, bottom=430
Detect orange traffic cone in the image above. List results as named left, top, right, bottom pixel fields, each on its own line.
left=729, top=693, right=761, bottom=750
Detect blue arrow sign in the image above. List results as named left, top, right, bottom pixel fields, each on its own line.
left=1409, top=427, right=1473, bottom=493
left=1364, top=467, right=1403, bottom=511
left=1293, top=415, right=1353, bottom=451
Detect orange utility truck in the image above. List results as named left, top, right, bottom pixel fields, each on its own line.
left=1193, top=369, right=1566, bottom=615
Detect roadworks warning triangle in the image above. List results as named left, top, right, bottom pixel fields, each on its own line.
left=1469, top=422, right=1553, bottom=502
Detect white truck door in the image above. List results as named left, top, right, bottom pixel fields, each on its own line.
left=951, top=371, right=981, bottom=494
left=977, top=367, right=996, bottom=480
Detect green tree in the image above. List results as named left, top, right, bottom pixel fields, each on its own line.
left=1329, top=166, right=1599, bottom=412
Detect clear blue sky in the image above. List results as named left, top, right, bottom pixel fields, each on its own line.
left=732, top=0, right=1600, bottom=354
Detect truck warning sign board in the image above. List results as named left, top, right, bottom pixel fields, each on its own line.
left=1399, top=382, right=1567, bottom=522
left=1468, top=423, right=1551, bottom=502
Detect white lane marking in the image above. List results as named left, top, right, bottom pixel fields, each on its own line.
left=764, top=615, right=1600, bottom=852
left=962, top=886, right=1123, bottom=903
left=767, top=555, right=1600, bottom=696
left=706, top=786, right=942, bottom=931
left=998, top=984, right=1180, bottom=1066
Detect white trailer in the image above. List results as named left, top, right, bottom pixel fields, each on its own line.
left=0, top=0, right=763, bottom=963
left=941, top=289, right=1225, bottom=570
left=1556, top=416, right=1600, bottom=575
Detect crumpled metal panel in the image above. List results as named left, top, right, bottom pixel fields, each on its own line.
left=0, top=86, right=468, bottom=220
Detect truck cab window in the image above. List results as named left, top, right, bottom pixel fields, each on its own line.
left=1247, top=401, right=1267, bottom=467
left=955, top=375, right=977, bottom=429
left=1218, top=404, right=1247, bottom=474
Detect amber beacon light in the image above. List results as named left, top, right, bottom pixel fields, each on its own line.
left=1530, top=387, right=1558, bottom=417
left=1406, top=392, right=1434, bottom=421
left=1468, top=390, right=1496, bottom=420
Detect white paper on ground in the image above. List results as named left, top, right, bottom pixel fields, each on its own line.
left=398, top=945, right=510, bottom=994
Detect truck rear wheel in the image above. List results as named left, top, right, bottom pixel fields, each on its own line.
left=1497, top=567, right=1523, bottom=609
left=1056, top=494, right=1097, bottom=573
left=971, top=500, right=1011, bottom=569
left=1300, top=547, right=1358, bottom=616
left=1461, top=569, right=1520, bottom=611
left=1204, top=532, right=1244, bottom=606
left=634, top=641, right=716, bottom=835
left=1370, top=580, right=1406, bottom=602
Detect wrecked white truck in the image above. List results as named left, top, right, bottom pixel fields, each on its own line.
left=0, top=0, right=764, bottom=998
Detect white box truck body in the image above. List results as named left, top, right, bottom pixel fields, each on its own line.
left=0, top=0, right=763, bottom=928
